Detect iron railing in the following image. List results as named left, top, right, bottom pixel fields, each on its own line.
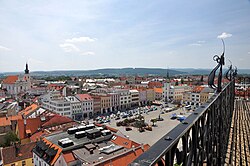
left=130, top=80, right=235, bottom=166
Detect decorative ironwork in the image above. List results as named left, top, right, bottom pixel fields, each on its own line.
left=233, top=66, right=237, bottom=77
left=225, top=60, right=233, bottom=81
left=130, top=80, right=235, bottom=166
left=208, top=39, right=225, bottom=92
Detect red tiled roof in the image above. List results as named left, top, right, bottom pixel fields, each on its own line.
left=192, top=86, right=205, bottom=93
left=0, top=115, right=22, bottom=127
left=148, top=82, right=163, bottom=88
left=111, top=134, right=140, bottom=149
left=42, top=114, right=73, bottom=128
left=2, top=75, right=19, bottom=84
left=76, top=94, right=93, bottom=101
left=101, top=144, right=150, bottom=166
left=30, top=130, right=50, bottom=142
left=2, top=142, right=36, bottom=165
left=17, top=118, right=42, bottom=140
left=63, top=152, right=76, bottom=163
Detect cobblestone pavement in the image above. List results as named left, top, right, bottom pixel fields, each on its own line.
left=106, top=107, right=192, bottom=146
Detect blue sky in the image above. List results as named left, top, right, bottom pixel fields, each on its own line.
left=0, top=0, right=250, bottom=72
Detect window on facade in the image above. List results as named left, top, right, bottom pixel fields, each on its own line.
left=11, top=164, right=15, bottom=166
left=22, top=161, right=26, bottom=166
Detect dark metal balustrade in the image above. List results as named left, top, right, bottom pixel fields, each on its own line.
left=130, top=39, right=236, bottom=166
left=130, top=80, right=235, bottom=166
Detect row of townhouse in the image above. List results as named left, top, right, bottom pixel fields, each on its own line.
left=163, top=82, right=215, bottom=106
left=39, top=86, right=157, bottom=120
left=39, top=91, right=94, bottom=120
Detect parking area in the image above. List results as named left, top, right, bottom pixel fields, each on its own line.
left=94, top=105, right=192, bottom=146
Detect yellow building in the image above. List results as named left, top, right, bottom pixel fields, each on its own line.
left=200, top=87, right=215, bottom=104
left=1, top=142, right=35, bottom=166
left=146, top=88, right=155, bottom=104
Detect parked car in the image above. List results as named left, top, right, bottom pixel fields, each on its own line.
left=125, top=127, right=132, bottom=131
left=115, top=116, right=121, bottom=120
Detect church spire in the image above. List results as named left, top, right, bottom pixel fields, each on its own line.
left=25, top=63, right=29, bottom=74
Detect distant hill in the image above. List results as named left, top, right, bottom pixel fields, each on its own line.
left=29, top=68, right=185, bottom=77
left=1, top=68, right=250, bottom=78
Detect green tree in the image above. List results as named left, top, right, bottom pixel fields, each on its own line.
left=181, top=78, right=184, bottom=84
left=151, top=118, right=157, bottom=126
left=2, top=131, right=19, bottom=147
left=175, top=81, right=179, bottom=86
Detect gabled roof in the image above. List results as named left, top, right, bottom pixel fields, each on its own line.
left=17, top=118, right=42, bottom=140
left=75, top=94, right=93, bottom=101
left=42, top=138, right=63, bottom=165
left=2, top=142, right=36, bottom=165
left=18, top=103, right=39, bottom=116
left=2, top=75, right=19, bottom=84
left=42, top=114, right=73, bottom=128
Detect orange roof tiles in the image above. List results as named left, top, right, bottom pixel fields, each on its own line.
left=102, top=144, right=150, bottom=166
left=18, top=103, right=39, bottom=116
left=42, top=138, right=62, bottom=165
left=154, top=88, right=163, bottom=93
left=111, top=134, right=140, bottom=149
left=2, top=75, right=19, bottom=84
left=17, top=118, right=42, bottom=139
left=192, top=86, right=205, bottom=93
left=63, top=152, right=76, bottom=163
left=0, top=115, right=22, bottom=127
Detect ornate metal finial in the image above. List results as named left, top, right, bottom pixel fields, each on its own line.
left=225, top=60, right=233, bottom=81
left=233, top=66, right=237, bottom=77
left=208, top=39, right=225, bottom=92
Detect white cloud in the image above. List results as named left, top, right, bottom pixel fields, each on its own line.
left=189, top=43, right=202, bottom=46
left=59, top=43, right=80, bottom=52
left=217, top=32, right=232, bottom=39
left=197, top=41, right=205, bottom=43
left=248, top=52, right=250, bottom=54
left=65, top=36, right=97, bottom=43
left=0, top=45, right=11, bottom=51
left=81, top=51, right=95, bottom=55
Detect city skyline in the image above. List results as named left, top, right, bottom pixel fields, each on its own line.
left=0, top=0, right=250, bottom=72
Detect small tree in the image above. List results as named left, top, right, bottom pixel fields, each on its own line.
left=175, top=81, right=179, bottom=86
left=151, top=118, right=157, bottom=126
left=181, top=78, right=184, bottom=84
left=3, top=131, right=19, bottom=147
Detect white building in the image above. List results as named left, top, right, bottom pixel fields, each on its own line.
left=75, top=94, right=94, bottom=118
left=2, top=63, right=31, bottom=95
left=129, top=89, right=139, bottom=107
left=115, top=89, right=131, bottom=110
left=65, top=96, right=82, bottom=121
left=40, top=91, right=72, bottom=118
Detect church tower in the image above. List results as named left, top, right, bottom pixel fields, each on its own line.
left=25, top=63, right=29, bottom=74
left=23, top=63, right=31, bottom=90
